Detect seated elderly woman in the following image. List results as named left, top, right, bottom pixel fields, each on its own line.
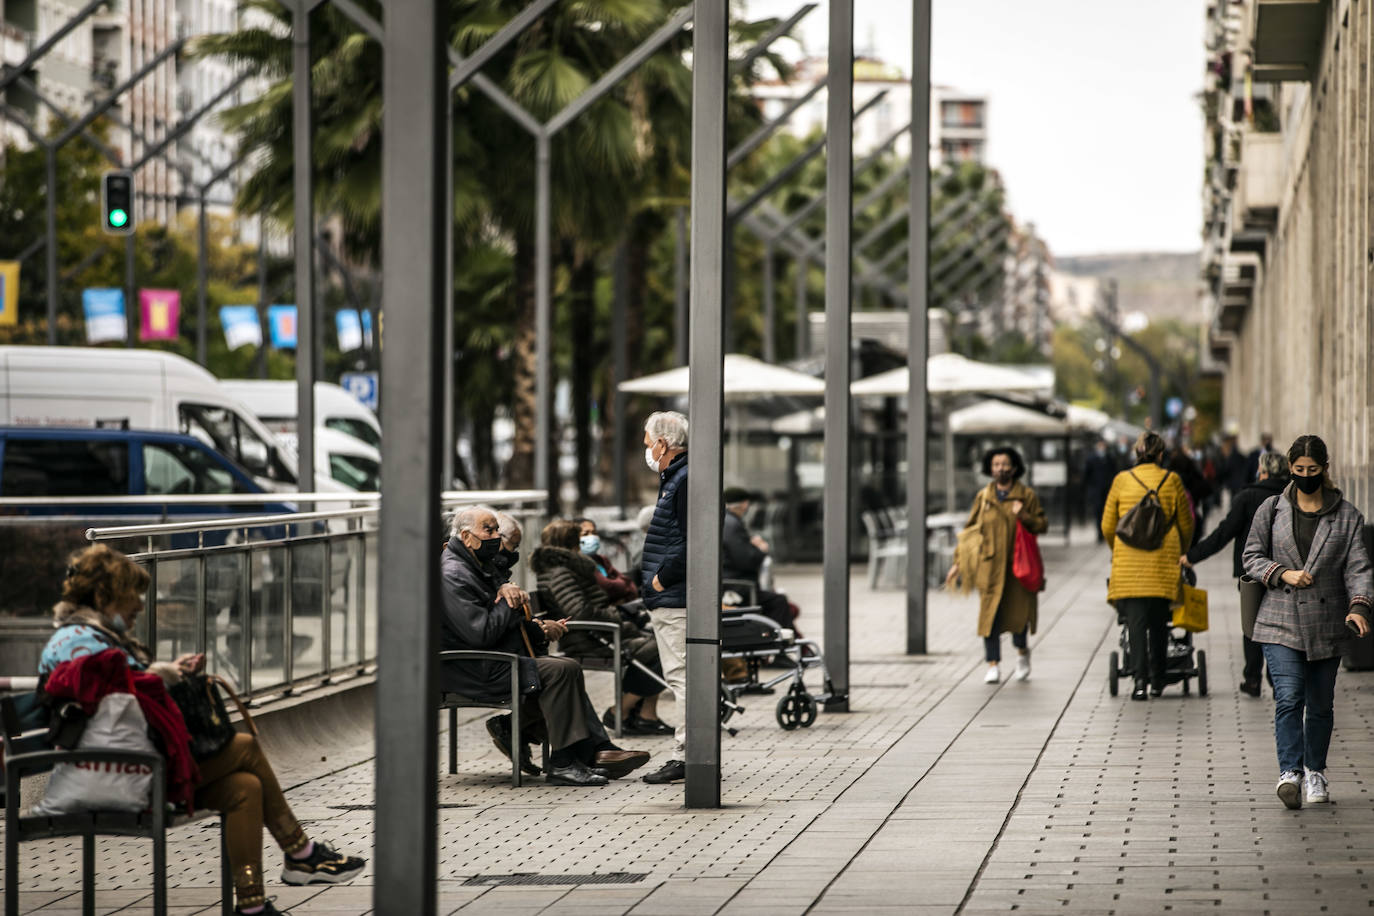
left=440, top=506, right=652, bottom=784
left=532, top=520, right=672, bottom=736
left=573, top=517, right=640, bottom=604
left=37, top=545, right=365, bottom=916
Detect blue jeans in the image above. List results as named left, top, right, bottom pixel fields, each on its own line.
left=1261, top=643, right=1342, bottom=775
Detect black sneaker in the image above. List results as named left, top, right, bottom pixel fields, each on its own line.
left=237, top=900, right=288, bottom=915
left=280, top=841, right=366, bottom=885
left=1239, top=680, right=1261, bottom=697
left=642, top=758, right=685, bottom=784
left=626, top=715, right=675, bottom=736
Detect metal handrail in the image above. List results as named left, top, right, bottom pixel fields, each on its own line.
left=0, top=488, right=548, bottom=508
left=85, top=507, right=376, bottom=540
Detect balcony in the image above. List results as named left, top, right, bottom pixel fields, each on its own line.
left=1250, top=0, right=1329, bottom=82
left=1217, top=252, right=1261, bottom=333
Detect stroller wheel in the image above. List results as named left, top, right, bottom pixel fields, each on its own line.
left=1197, top=650, right=1208, bottom=697
left=776, top=691, right=818, bottom=730
left=1108, top=651, right=1119, bottom=697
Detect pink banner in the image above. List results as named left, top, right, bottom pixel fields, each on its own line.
left=139, top=289, right=180, bottom=341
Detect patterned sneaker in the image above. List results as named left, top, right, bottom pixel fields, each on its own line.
left=1304, top=769, right=1329, bottom=804
left=281, top=841, right=366, bottom=885
left=1276, top=770, right=1303, bottom=809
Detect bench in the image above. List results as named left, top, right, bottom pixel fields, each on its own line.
left=2, top=694, right=231, bottom=916
left=437, top=651, right=549, bottom=788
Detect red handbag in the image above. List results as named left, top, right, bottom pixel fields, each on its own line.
left=1012, top=521, right=1044, bottom=592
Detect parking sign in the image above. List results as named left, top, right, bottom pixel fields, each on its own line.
left=341, top=371, right=379, bottom=411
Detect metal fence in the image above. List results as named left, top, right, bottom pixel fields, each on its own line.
left=62, top=490, right=546, bottom=701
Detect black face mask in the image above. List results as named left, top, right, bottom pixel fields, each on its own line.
left=995, top=471, right=1014, bottom=485
left=1294, top=474, right=1324, bottom=495
left=499, top=548, right=520, bottom=568
left=473, top=536, right=502, bottom=563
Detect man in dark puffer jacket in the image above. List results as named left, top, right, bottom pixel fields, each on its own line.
left=638, top=410, right=690, bottom=785
left=533, top=519, right=670, bottom=736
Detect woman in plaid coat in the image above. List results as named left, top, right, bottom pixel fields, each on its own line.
left=1242, top=435, right=1373, bottom=809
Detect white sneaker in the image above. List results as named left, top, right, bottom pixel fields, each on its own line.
left=1014, top=652, right=1031, bottom=681
left=1277, top=770, right=1303, bottom=809
left=1304, top=769, right=1329, bottom=804
left=984, top=665, right=1000, bottom=684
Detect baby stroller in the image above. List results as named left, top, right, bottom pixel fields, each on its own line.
left=1107, top=571, right=1208, bottom=697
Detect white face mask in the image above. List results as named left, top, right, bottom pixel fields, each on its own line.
left=645, top=444, right=660, bottom=471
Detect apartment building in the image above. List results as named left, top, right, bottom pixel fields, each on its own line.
left=1202, top=0, right=1373, bottom=510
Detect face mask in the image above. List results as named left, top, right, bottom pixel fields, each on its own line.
left=1294, top=474, right=1323, bottom=495
left=499, top=548, right=519, bottom=568
left=474, top=535, right=502, bottom=563
left=580, top=535, right=601, bottom=556
left=994, top=471, right=1013, bottom=485
left=645, top=445, right=660, bottom=471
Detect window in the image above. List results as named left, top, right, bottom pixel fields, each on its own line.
left=1, top=438, right=129, bottom=496
left=330, top=453, right=381, bottom=492
left=178, top=403, right=295, bottom=483
left=143, top=442, right=245, bottom=495
left=324, top=417, right=382, bottom=449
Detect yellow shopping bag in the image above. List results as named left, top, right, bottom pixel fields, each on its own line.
left=1173, top=583, right=1209, bottom=633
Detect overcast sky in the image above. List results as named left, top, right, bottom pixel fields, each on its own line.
left=742, top=0, right=1206, bottom=257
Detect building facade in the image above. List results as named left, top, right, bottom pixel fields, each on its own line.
left=1203, top=0, right=1373, bottom=511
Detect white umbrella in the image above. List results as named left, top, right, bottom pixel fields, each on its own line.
left=949, top=400, right=1068, bottom=436
left=618, top=353, right=825, bottom=399
left=1066, top=404, right=1112, bottom=435
left=851, top=352, right=1049, bottom=397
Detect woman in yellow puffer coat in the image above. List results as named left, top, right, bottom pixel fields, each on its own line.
left=1101, top=431, right=1194, bottom=700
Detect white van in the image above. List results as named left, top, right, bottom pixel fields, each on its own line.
left=0, top=346, right=297, bottom=490
left=220, top=380, right=381, bottom=452
left=314, top=427, right=380, bottom=492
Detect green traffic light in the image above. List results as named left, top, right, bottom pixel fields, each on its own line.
left=109, top=209, right=128, bottom=228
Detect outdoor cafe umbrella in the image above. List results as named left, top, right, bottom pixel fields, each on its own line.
left=850, top=352, right=1049, bottom=397
left=618, top=353, right=825, bottom=477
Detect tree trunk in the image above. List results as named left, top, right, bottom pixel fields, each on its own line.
left=568, top=249, right=597, bottom=510
left=507, top=232, right=537, bottom=489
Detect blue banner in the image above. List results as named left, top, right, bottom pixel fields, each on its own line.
left=336, top=310, right=363, bottom=352
left=268, top=304, right=297, bottom=348
left=82, top=288, right=127, bottom=343
left=219, top=305, right=262, bottom=350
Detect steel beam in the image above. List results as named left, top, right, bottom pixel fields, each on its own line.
left=906, top=0, right=931, bottom=655
left=534, top=135, right=552, bottom=499
left=731, top=3, right=816, bottom=75
left=449, top=0, right=558, bottom=87
left=0, top=0, right=107, bottom=94
left=822, top=0, right=853, bottom=713
left=293, top=3, right=316, bottom=494
left=762, top=239, right=776, bottom=362
left=727, top=75, right=827, bottom=170
left=129, top=72, right=251, bottom=172
left=685, top=0, right=727, bottom=810
left=674, top=206, right=688, bottom=366
left=55, top=41, right=185, bottom=147
left=795, top=252, right=808, bottom=357
left=376, top=0, right=447, bottom=909
left=45, top=149, right=56, bottom=345
left=612, top=242, right=628, bottom=517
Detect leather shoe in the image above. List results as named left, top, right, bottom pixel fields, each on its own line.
left=1131, top=682, right=1148, bottom=701
left=642, top=758, right=685, bottom=784
left=1239, top=680, right=1261, bottom=697
left=594, top=749, right=651, bottom=779
left=545, top=760, right=608, bottom=786
left=485, top=717, right=541, bottom=776
left=626, top=715, right=675, bottom=736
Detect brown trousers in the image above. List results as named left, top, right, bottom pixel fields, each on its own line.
left=532, top=656, right=592, bottom=750
left=194, top=733, right=307, bottom=909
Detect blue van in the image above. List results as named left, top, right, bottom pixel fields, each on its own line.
left=0, top=426, right=295, bottom=515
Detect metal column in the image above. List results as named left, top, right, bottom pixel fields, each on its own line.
left=684, top=0, right=727, bottom=810
left=375, top=0, right=446, bottom=909
left=197, top=194, right=209, bottom=366
left=675, top=206, right=688, bottom=366
left=822, top=0, right=854, bottom=711
left=794, top=253, right=808, bottom=358
left=905, top=0, right=932, bottom=655
left=762, top=239, right=776, bottom=363
left=612, top=242, right=628, bottom=517
left=124, top=233, right=135, bottom=346
left=534, top=134, right=552, bottom=500
left=293, top=2, right=316, bottom=494
left=443, top=100, right=455, bottom=488
left=45, top=148, right=57, bottom=344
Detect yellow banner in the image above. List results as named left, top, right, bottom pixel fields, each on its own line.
left=0, top=261, right=18, bottom=326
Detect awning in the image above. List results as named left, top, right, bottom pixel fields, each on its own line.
left=948, top=400, right=1068, bottom=436
left=618, top=354, right=825, bottom=400
left=851, top=352, right=1049, bottom=397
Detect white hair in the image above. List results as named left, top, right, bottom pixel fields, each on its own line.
left=1259, top=451, right=1289, bottom=479
left=645, top=410, right=688, bottom=449
left=495, top=511, right=522, bottom=543
left=451, top=504, right=497, bottom=539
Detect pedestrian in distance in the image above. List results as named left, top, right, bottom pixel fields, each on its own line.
left=946, top=446, right=1049, bottom=685
left=1246, top=432, right=1276, bottom=484
left=1241, top=434, right=1372, bottom=809
left=1083, top=439, right=1116, bottom=544
left=1179, top=450, right=1289, bottom=697
left=1101, top=431, right=1195, bottom=701
left=638, top=410, right=691, bottom=785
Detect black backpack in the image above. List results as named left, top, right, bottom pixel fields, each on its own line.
left=1114, top=470, right=1175, bottom=551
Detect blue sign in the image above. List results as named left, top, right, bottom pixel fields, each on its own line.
left=340, top=371, right=378, bottom=411
left=82, top=287, right=126, bottom=343
left=336, top=310, right=364, bottom=352
left=268, top=304, right=297, bottom=348
left=1166, top=396, right=1184, bottom=420
left=219, top=305, right=263, bottom=350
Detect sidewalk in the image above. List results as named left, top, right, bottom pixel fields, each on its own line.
left=7, top=537, right=1374, bottom=914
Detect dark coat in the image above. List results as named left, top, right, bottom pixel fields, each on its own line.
left=641, top=451, right=689, bottom=610
left=1242, top=484, right=1374, bottom=660
left=439, top=536, right=540, bottom=702
left=1187, top=475, right=1288, bottom=578
left=1083, top=451, right=1115, bottom=499
left=532, top=547, right=646, bottom=659
left=722, top=510, right=766, bottom=583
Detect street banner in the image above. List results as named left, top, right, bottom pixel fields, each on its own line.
left=138, top=288, right=180, bottom=341
left=336, top=310, right=363, bottom=352
left=220, top=305, right=263, bottom=350
left=268, top=304, right=297, bottom=348
left=361, top=309, right=373, bottom=348
left=82, top=288, right=127, bottom=343
left=0, top=261, right=18, bottom=326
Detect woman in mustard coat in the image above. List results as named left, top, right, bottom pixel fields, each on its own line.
left=947, top=447, right=1049, bottom=684
left=1102, top=431, right=1194, bottom=700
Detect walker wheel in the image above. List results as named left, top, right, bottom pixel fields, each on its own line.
left=1197, top=650, right=1208, bottom=697
left=1108, top=651, right=1119, bottom=697
left=776, top=691, right=818, bottom=730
